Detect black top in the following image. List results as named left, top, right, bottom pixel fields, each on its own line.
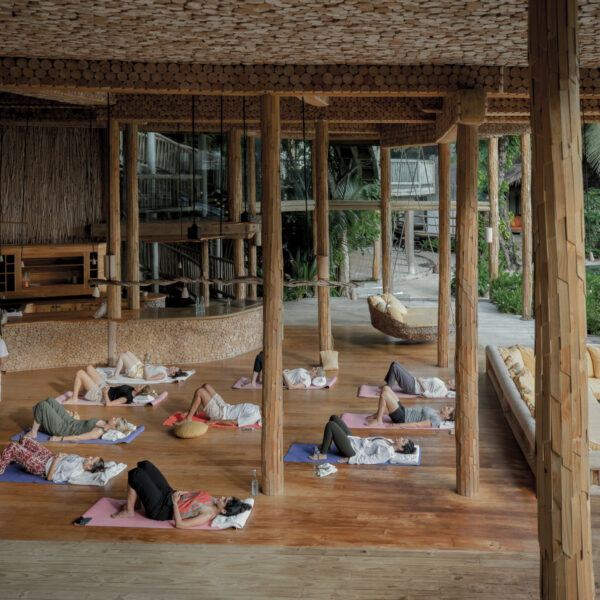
left=108, top=385, right=135, bottom=404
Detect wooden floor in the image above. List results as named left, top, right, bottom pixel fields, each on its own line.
left=0, top=325, right=596, bottom=598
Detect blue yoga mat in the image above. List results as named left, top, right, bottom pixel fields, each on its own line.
left=10, top=426, right=145, bottom=445
left=284, top=443, right=421, bottom=466
left=0, top=463, right=65, bottom=484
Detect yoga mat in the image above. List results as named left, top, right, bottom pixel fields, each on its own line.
left=0, top=463, right=65, bottom=484
left=97, top=367, right=195, bottom=385
left=233, top=376, right=338, bottom=390
left=283, top=443, right=421, bottom=466
left=56, top=391, right=168, bottom=407
left=162, top=411, right=261, bottom=429
left=11, top=426, right=146, bottom=444
left=357, top=384, right=417, bottom=399
left=341, top=413, right=454, bottom=431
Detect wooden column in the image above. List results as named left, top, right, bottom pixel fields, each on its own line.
left=529, top=0, right=594, bottom=596
left=488, top=137, right=499, bottom=281
left=125, top=124, right=139, bottom=311
left=107, top=118, right=121, bottom=320
left=455, top=124, right=480, bottom=497
left=312, top=138, right=319, bottom=295
left=520, top=133, right=532, bottom=320
left=246, top=134, right=258, bottom=301
left=228, top=128, right=245, bottom=300
left=315, top=120, right=332, bottom=352
left=260, top=94, right=283, bottom=496
left=437, top=143, right=451, bottom=368
left=380, top=147, right=392, bottom=294
left=406, top=210, right=415, bottom=274
left=372, top=233, right=381, bottom=281
left=201, top=240, right=210, bottom=307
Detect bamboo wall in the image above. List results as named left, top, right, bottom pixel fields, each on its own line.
left=0, top=126, right=104, bottom=245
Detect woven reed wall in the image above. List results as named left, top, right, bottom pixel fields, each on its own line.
left=0, top=126, right=104, bottom=245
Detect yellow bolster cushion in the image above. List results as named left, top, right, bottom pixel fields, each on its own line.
left=173, top=421, right=208, bottom=439
left=587, top=349, right=594, bottom=377
left=320, top=350, right=339, bottom=370
left=388, top=304, right=406, bottom=322
left=588, top=345, right=600, bottom=379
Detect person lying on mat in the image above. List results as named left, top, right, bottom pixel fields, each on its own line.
left=0, top=436, right=105, bottom=482
left=25, top=397, right=132, bottom=442
left=181, top=384, right=262, bottom=427
left=384, top=360, right=456, bottom=398
left=366, top=385, right=455, bottom=427
left=114, top=351, right=188, bottom=381
left=70, top=365, right=150, bottom=406
left=283, top=366, right=326, bottom=389
left=309, top=415, right=416, bottom=464
left=242, top=351, right=263, bottom=387
left=111, top=460, right=252, bottom=528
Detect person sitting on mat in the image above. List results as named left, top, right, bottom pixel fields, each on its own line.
left=283, top=366, right=326, bottom=389
left=309, top=415, right=416, bottom=464
left=25, top=397, right=132, bottom=442
left=366, top=385, right=454, bottom=427
left=114, top=351, right=188, bottom=381
left=0, top=436, right=105, bottom=482
left=384, top=360, right=456, bottom=398
left=180, top=384, right=262, bottom=428
left=69, top=365, right=150, bottom=406
left=111, top=460, right=252, bottom=528
left=242, top=351, right=263, bottom=387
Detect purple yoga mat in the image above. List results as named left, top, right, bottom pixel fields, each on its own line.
left=341, top=413, right=451, bottom=431
left=57, top=391, right=168, bottom=407
left=357, top=384, right=417, bottom=399
left=283, top=443, right=421, bottom=466
left=11, top=426, right=145, bottom=444
left=81, top=497, right=216, bottom=530
left=0, top=462, right=65, bottom=484
left=233, top=376, right=338, bottom=390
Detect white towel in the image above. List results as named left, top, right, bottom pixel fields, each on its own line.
left=389, top=445, right=421, bottom=465
left=68, top=461, right=127, bottom=486
left=211, top=498, right=255, bottom=529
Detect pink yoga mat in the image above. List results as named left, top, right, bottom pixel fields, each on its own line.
left=233, top=376, right=338, bottom=390
left=162, top=411, right=261, bottom=429
left=341, top=412, right=454, bottom=431
left=57, top=391, right=168, bottom=407
left=80, top=497, right=216, bottom=529
left=357, top=384, right=417, bottom=399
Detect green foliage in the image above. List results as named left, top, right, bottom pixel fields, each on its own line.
left=489, top=271, right=524, bottom=314
left=283, top=249, right=317, bottom=301
left=584, top=188, right=600, bottom=256
left=587, top=270, right=600, bottom=335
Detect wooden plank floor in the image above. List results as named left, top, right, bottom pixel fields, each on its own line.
left=0, top=324, right=592, bottom=598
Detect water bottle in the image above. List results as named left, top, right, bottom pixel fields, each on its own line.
left=251, top=469, right=259, bottom=496
left=199, top=296, right=205, bottom=315
left=195, top=296, right=200, bottom=316
left=226, top=297, right=231, bottom=312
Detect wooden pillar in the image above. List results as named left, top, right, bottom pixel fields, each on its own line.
left=228, top=129, right=245, bottom=300
left=372, top=232, right=381, bottom=281
left=201, top=240, right=210, bottom=307
left=437, top=143, right=451, bottom=368
left=520, top=133, right=532, bottom=320
left=125, top=124, right=139, bottom=311
left=246, top=134, right=258, bottom=301
left=455, top=123, right=480, bottom=497
left=316, top=120, right=332, bottom=352
left=312, top=138, right=319, bottom=295
left=380, top=147, right=392, bottom=294
left=488, top=137, right=499, bottom=281
left=529, top=0, right=594, bottom=596
left=260, top=94, right=283, bottom=496
left=107, top=118, right=121, bottom=320
left=406, top=210, right=415, bottom=274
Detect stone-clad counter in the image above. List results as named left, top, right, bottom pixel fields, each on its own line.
left=3, top=302, right=263, bottom=372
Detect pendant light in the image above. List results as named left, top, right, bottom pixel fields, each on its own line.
left=181, top=285, right=189, bottom=299
left=92, top=285, right=100, bottom=298
left=187, top=95, right=201, bottom=240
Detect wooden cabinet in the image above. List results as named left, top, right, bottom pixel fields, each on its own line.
left=0, top=243, right=106, bottom=300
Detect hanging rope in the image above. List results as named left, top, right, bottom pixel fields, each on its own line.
left=242, top=96, right=247, bottom=217
left=301, top=97, right=311, bottom=256
left=0, top=126, right=3, bottom=261
left=20, top=116, right=28, bottom=264
left=582, top=104, right=593, bottom=257
left=219, top=95, right=224, bottom=237
left=191, top=95, right=196, bottom=227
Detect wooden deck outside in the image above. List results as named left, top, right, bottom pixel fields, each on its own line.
left=0, top=325, right=596, bottom=598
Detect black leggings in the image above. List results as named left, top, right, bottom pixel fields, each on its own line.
left=253, top=351, right=263, bottom=374
left=319, top=415, right=356, bottom=457
left=128, top=461, right=174, bottom=521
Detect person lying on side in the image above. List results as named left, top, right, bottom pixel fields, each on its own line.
left=384, top=360, right=455, bottom=398
left=25, top=397, right=132, bottom=442
left=111, top=460, right=251, bottom=529
left=0, top=436, right=105, bottom=483
left=309, top=415, right=416, bottom=464
left=70, top=365, right=149, bottom=406
left=282, top=366, right=326, bottom=389
left=181, top=384, right=261, bottom=427
left=114, top=351, right=187, bottom=381
left=366, top=385, right=455, bottom=428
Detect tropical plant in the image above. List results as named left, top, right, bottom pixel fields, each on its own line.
left=283, top=248, right=317, bottom=301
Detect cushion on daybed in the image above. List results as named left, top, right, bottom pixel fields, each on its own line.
left=589, top=387, right=600, bottom=451
left=588, top=345, right=600, bottom=379
left=382, top=292, right=408, bottom=317
left=517, top=345, right=536, bottom=375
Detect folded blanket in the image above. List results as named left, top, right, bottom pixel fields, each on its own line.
left=79, top=497, right=254, bottom=530
left=283, top=443, right=421, bottom=466
left=97, top=367, right=195, bottom=385
left=57, top=391, right=168, bottom=407
left=233, top=376, right=337, bottom=390
left=162, top=411, right=261, bottom=429
left=341, top=413, right=454, bottom=430
left=11, top=426, right=145, bottom=444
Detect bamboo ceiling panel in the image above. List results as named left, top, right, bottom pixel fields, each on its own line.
left=0, top=1, right=599, bottom=67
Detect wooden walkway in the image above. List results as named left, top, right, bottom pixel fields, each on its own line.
left=0, top=325, right=594, bottom=598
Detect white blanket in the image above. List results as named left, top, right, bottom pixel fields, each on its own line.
left=101, top=421, right=137, bottom=441
left=97, top=366, right=195, bottom=385
left=211, top=498, right=254, bottom=529
left=69, top=461, right=127, bottom=486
